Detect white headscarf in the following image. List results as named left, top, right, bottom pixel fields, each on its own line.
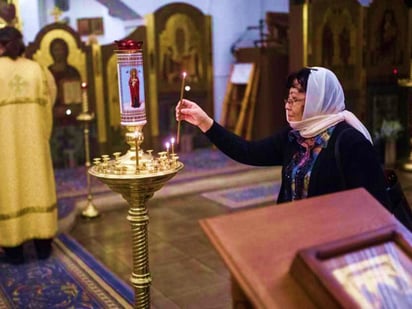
left=288, top=66, right=372, bottom=143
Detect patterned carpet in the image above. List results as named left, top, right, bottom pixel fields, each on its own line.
left=0, top=234, right=133, bottom=308
left=202, top=181, right=281, bottom=209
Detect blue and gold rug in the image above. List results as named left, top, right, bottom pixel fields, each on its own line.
left=0, top=234, right=133, bottom=308
left=202, top=181, right=281, bottom=209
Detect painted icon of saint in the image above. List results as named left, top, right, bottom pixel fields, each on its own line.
left=129, top=68, right=140, bottom=108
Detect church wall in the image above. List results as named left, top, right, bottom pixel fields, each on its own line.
left=18, top=0, right=289, bottom=122
left=19, top=0, right=41, bottom=42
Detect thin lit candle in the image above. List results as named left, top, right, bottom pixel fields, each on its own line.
left=81, top=82, right=88, bottom=113
left=176, top=72, right=187, bottom=144
left=170, top=137, right=175, bottom=154
left=165, top=142, right=170, bottom=157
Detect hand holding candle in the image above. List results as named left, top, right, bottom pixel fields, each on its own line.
left=176, top=72, right=187, bottom=144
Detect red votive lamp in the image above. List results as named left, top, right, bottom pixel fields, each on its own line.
left=114, top=39, right=146, bottom=126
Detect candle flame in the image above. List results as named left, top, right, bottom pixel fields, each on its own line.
left=182, top=72, right=187, bottom=78
left=171, top=137, right=175, bottom=144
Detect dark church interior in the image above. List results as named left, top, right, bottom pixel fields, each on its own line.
left=1, top=0, right=412, bottom=308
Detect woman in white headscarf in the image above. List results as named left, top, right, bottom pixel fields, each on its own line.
left=176, top=67, right=391, bottom=209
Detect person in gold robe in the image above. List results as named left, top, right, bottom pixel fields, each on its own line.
left=0, top=26, right=57, bottom=264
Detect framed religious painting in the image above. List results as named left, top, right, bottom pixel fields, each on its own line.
left=290, top=225, right=412, bottom=308
left=145, top=3, right=214, bottom=149
left=60, top=79, right=82, bottom=105
left=365, top=0, right=410, bottom=79
left=77, top=17, right=104, bottom=36
left=25, top=22, right=92, bottom=168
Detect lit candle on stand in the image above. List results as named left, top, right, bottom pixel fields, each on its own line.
left=176, top=72, right=187, bottom=144
left=81, top=82, right=88, bottom=113
left=165, top=142, right=170, bottom=157
left=170, top=137, right=175, bottom=154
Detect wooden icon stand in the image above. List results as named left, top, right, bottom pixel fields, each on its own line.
left=220, top=63, right=259, bottom=139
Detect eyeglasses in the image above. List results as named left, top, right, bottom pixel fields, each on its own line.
left=284, top=97, right=305, bottom=106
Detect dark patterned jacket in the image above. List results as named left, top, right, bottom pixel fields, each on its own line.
left=205, top=120, right=391, bottom=211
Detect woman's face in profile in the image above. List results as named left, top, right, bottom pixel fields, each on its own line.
left=285, top=79, right=306, bottom=122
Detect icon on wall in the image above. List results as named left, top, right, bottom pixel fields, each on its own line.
left=77, top=17, right=104, bottom=36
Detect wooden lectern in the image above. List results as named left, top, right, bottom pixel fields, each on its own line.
left=200, top=188, right=412, bottom=308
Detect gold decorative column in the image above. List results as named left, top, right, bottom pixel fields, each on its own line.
left=77, top=82, right=99, bottom=218
left=398, top=63, right=412, bottom=172
left=89, top=154, right=182, bottom=307
left=89, top=39, right=183, bottom=308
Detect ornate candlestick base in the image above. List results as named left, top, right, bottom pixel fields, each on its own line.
left=81, top=198, right=100, bottom=218
left=89, top=125, right=183, bottom=308
left=89, top=166, right=182, bottom=307
left=96, top=38, right=183, bottom=307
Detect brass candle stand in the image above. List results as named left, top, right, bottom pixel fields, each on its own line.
left=77, top=111, right=99, bottom=218
left=89, top=125, right=183, bottom=308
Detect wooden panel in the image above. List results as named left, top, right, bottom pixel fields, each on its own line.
left=200, top=188, right=402, bottom=308
left=220, top=63, right=257, bottom=139
left=291, top=225, right=412, bottom=308
left=235, top=47, right=288, bottom=140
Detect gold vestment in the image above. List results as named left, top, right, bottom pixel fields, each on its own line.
left=0, top=57, right=58, bottom=246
